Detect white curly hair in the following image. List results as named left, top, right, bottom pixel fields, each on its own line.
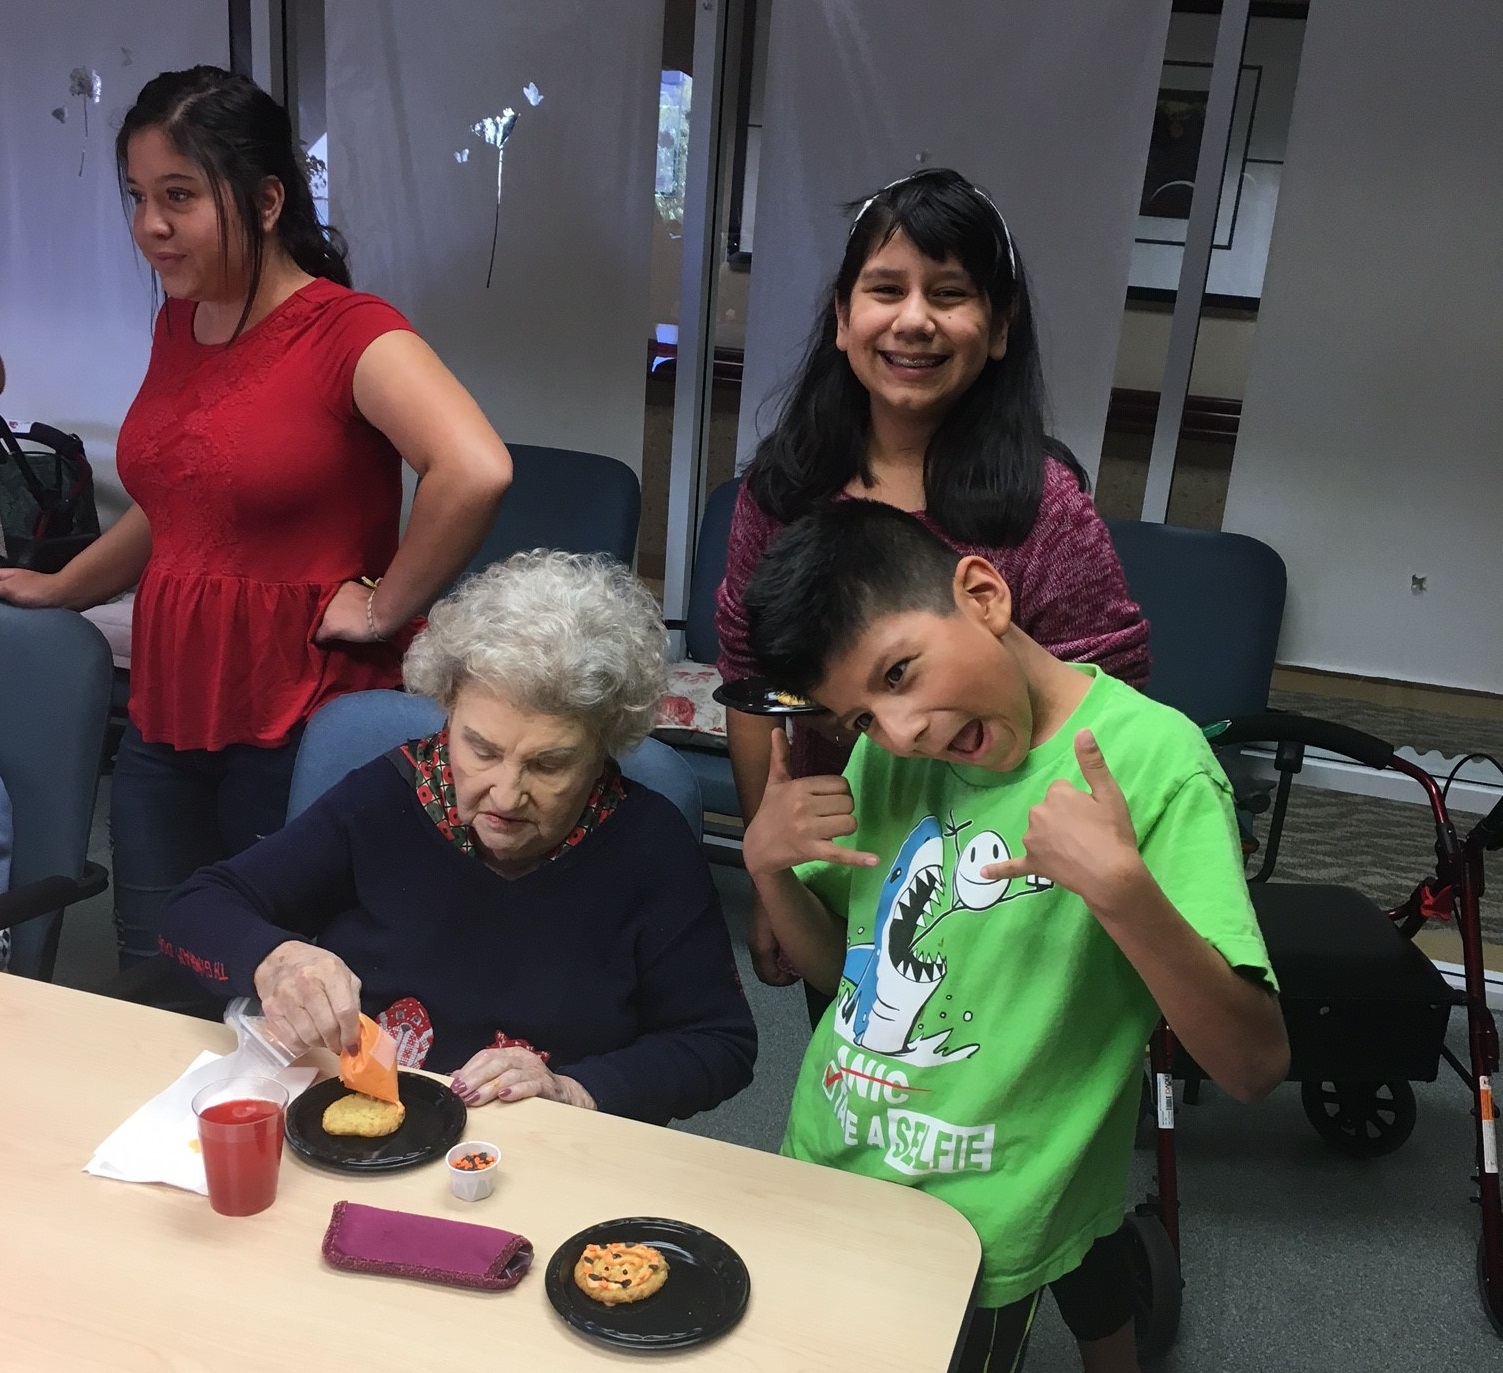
left=403, top=551, right=668, bottom=757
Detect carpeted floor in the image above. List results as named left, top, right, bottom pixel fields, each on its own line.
left=1270, top=687, right=1503, bottom=766
left=1247, top=783, right=1503, bottom=943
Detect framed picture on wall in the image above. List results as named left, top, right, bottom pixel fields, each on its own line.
left=1129, top=8, right=1305, bottom=310
left=1137, top=62, right=1260, bottom=253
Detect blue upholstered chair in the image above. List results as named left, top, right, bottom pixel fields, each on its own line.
left=457, top=444, right=642, bottom=586
left=0, top=604, right=112, bottom=979
left=290, top=690, right=703, bottom=840
left=113, top=686, right=705, bottom=1014
left=663, top=478, right=743, bottom=827
left=1104, top=518, right=1287, bottom=723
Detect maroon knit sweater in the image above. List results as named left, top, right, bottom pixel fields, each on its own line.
left=714, top=456, right=1152, bottom=778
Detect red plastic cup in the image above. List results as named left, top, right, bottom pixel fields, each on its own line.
left=192, top=1075, right=289, bottom=1216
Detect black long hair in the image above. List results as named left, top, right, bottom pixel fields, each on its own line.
left=745, top=167, right=1086, bottom=546
left=116, top=65, right=350, bottom=341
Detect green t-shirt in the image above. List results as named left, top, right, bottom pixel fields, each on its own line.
left=782, top=666, right=1275, bottom=1307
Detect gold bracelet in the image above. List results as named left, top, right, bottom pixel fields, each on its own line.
left=359, top=575, right=387, bottom=641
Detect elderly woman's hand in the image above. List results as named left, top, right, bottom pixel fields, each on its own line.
left=450, top=1047, right=596, bottom=1110
left=252, top=940, right=363, bottom=1057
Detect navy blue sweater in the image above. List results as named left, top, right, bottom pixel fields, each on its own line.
left=158, top=754, right=757, bottom=1125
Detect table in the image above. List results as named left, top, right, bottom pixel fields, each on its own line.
left=0, top=977, right=979, bottom=1371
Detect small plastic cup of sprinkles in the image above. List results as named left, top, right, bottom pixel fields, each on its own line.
left=446, top=1140, right=500, bottom=1201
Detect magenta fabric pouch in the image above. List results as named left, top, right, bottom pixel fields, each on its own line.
left=321, top=1200, right=534, bottom=1291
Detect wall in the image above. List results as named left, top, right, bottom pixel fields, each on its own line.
left=324, top=0, right=664, bottom=473
left=1112, top=307, right=1254, bottom=399
left=0, top=1, right=229, bottom=525
left=1222, top=0, right=1503, bottom=691
left=735, top=0, right=1174, bottom=478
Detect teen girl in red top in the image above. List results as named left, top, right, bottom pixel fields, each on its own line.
left=0, top=67, right=512, bottom=970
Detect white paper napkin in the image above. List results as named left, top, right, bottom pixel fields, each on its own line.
left=85, top=1049, right=316, bottom=1194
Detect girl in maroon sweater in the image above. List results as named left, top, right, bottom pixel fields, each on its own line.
left=715, top=168, right=1149, bottom=993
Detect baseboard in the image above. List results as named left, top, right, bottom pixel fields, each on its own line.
left=1237, top=745, right=1503, bottom=817
left=1431, top=960, right=1503, bottom=1012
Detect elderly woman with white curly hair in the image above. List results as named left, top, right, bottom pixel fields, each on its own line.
left=158, top=552, right=756, bottom=1125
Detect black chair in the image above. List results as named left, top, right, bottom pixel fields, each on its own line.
left=457, top=444, right=641, bottom=584
left=663, top=477, right=742, bottom=836
left=0, top=605, right=111, bottom=979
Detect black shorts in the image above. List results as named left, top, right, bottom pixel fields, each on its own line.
left=955, top=1223, right=1134, bottom=1373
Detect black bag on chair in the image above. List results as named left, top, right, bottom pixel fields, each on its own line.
left=0, top=415, right=101, bottom=572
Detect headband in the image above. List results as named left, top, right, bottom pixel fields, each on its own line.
left=850, top=172, right=1018, bottom=280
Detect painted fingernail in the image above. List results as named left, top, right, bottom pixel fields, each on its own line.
left=450, top=1078, right=467, bottom=1094
left=496, top=1087, right=512, bottom=1100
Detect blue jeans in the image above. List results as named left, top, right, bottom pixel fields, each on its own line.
left=110, top=722, right=301, bottom=968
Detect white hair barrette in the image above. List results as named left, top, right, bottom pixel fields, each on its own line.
left=850, top=172, right=1017, bottom=279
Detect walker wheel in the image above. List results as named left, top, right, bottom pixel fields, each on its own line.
left=1481, top=1234, right=1503, bottom=1339
left=1300, top=1079, right=1416, bottom=1157
left=1125, top=1211, right=1182, bottom=1363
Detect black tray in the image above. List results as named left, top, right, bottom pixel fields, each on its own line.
left=284, top=1072, right=466, bottom=1173
left=545, top=1216, right=751, bottom=1352
left=713, top=676, right=825, bottom=716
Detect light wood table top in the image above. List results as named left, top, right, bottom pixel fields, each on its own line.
left=0, top=976, right=979, bottom=1371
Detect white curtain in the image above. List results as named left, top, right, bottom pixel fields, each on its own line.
left=324, top=0, right=664, bottom=473
left=735, top=0, right=1174, bottom=478
left=1222, top=0, right=1503, bottom=690
left=0, top=1, right=229, bottom=522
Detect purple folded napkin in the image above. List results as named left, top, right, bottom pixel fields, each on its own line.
left=322, top=1200, right=534, bottom=1291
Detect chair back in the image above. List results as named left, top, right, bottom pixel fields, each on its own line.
left=1106, top=519, right=1287, bottom=723
left=458, top=444, right=641, bottom=585
left=0, top=604, right=112, bottom=977
left=287, top=691, right=444, bottom=819
left=289, top=690, right=702, bottom=840
left=684, top=477, right=740, bottom=665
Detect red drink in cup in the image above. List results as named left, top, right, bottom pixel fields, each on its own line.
left=192, top=1076, right=289, bottom=1216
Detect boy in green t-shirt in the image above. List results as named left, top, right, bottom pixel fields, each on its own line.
left=742, top=502, right=1288, bottom=1373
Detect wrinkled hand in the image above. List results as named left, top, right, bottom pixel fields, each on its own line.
left=743, top=730, right=878, bottom=877
left=449, top=1047, right=595, bottom=1110
left=252, top=940, right=363, bottom=1056
left=312, top=580, right=384, bottom=645
left=747, top=893, right=799, bottom=986
left=979, top=731, right=1143, bottom=907
left=0, top=567, right=65, bottom=608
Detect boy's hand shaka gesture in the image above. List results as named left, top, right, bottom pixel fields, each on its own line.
left=979, top=730, right=1145, bottom=911
left=743, top=729, right=880, bottom=877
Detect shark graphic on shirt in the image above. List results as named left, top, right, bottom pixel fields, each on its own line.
left=834, top=814, right=1052, bottom=1064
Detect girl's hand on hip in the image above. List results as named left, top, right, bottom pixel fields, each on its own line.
left=312, top=579, right=384, bottom=644
left=450, top=1046, right=596, bottom=1110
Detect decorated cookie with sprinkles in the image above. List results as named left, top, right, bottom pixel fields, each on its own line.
left=573, top=1241, right=670, bottom=1305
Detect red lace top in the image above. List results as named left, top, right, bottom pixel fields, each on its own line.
left=116, top=279, right=416, bottom=750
